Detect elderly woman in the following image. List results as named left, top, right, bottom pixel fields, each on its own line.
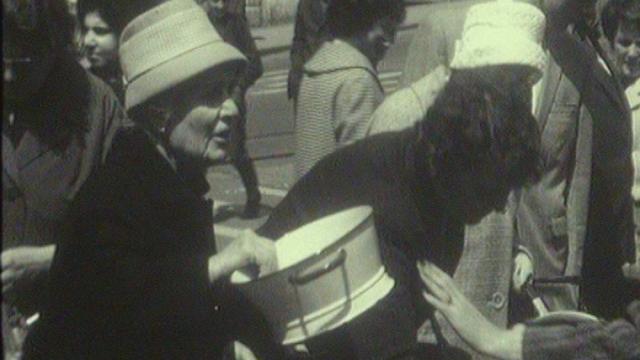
left=2, top=0, right=126, bottom=356
left=294, top=0, right=406, bottom=178
left=257, top=2, right=546, bottom=358
left=23, top=1, right=278, bottom=359
left=77, top=0, right=128, bottom=101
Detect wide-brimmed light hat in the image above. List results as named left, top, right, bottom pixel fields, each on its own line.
left=450, top=0, right=546, bottom=78
left=119, top=0, right=247, bottom=110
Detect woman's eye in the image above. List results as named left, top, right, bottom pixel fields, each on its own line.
left=93, top=27, right=112, bottom=36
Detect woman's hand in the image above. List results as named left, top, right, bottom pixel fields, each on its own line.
left=512, top=250, right=534, bottom=293
left=208, top=229, right=277, bottom=283
left=418, top=260, right=525, bottom=360
left=2, top=246, right=55, bottom=298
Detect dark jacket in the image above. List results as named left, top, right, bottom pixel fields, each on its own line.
left=209, top=9, right=263, bottom=112
left=523, top=300, right=640, bottom=360
left=30, top=127, right=228, bottom=359
left=2, top=58, right=126, bottom=315
left=258, top=127, right=464, bottom=359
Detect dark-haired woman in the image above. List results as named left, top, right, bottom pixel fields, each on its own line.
left=293, top=0, right=406, bottom=178
left=256, top=2, right=547, bottom=357
left=259, top=63, right=542, bottom=359
left=77, top=0, right=127, bottom=101
left=2, top=0, right=126, bottom=357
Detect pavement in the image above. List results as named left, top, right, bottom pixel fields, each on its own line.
left=207, top=156, right=295, bottom=249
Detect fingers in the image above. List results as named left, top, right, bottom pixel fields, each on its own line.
left=420, top=260, right=460, bottom=296
left=622, top=262, right=640, bottom=282
left=418, top=261, right=456, bottom=305
left=422, top=291, right=450, bottom=314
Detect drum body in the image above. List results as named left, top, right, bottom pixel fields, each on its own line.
left=231, top=206, right=394, bottom=345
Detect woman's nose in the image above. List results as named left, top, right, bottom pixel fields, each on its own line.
left=84, top=31, right=97, bottom=47
left=213, top=117, right=230, bottom=136
left=219, top=99, right=240, bottom=119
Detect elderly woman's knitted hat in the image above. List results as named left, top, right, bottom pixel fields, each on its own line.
left=450, top=0, right=546, bottom=77
left=119, top=0, right=247, bottom=110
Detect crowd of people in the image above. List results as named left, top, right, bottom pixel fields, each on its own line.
left=2, top=0, right=639, bottom=359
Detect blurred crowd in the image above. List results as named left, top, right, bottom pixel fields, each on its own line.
left=2, top=0, right=640, bottom=359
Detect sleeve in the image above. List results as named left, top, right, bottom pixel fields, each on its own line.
left=400, top=13, right=448, bottom=87
left=288, top=0, right=307, bottom=99
left=231, top=15, right=263, bottom=103
left=333, top=72, right=384, bottom=146
left=522, top=310, right=640, bottom=360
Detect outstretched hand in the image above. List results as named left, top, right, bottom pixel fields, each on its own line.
left=417, top=260, right=524, bottom=360
left=2, top=246, right=55, bottom=300
left=208, top=229, right=277, bottom=283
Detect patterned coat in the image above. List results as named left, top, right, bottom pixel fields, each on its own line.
left=294, top=39, right=384, bottom=179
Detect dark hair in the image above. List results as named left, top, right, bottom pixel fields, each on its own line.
left=602, top=0, right=640, bottom=42
left=325, top=0, right=406, bottom=39
left=418, top=65, right=542, bottom=195
left=3, top=0, right=75, bottom=52
left=77, top=0, right=130, bottom=35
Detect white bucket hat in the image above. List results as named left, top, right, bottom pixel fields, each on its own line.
left=450, top=0, right=546, bottom=78
left=119, top=0, right=247, bottom=110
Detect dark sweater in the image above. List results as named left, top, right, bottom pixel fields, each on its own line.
left=258, top=127, right=464, bottom=359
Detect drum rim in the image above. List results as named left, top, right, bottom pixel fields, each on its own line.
left=232, top=206, right=375, bottom=284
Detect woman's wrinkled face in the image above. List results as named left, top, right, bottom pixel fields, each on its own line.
left=613, top=19, right=640, bottom=82
left=150, top=70, right=240, bottom=164
left=82, top=11, right=118, bottom=70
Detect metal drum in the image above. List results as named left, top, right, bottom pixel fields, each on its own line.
left=230, top=206, right=394, bottom=345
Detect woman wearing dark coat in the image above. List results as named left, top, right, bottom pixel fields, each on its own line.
left=23, top=1, right=279, bottom=358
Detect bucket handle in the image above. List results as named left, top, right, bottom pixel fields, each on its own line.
left=289, top=249, right=347, bottom=286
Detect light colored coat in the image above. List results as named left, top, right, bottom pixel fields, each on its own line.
left=294, top=39, right=383, bottom=179
left=367, top=65, right=449, bottom=135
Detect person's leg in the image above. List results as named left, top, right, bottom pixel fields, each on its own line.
left=232, top=115, right=261, bottom=218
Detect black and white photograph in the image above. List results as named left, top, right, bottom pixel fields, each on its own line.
left=3, top=0, right=640, bottom=358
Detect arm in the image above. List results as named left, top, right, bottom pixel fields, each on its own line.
left=229, top=15, right=263, bottom=109
left=419, top=261, right=640, bottom=360
left=1, top=245, right=56, bottom=298
left=288, top=0, right=308, bottom=99
left=400, top=13, right=448, bottom=87
left=334, top=72, right=383, bottom=146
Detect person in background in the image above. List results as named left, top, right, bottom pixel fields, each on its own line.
left=204, top=0, right=262, bottom=218
left=23, top=1, right=280, bottom=358
left=287, top=0, right=329, bottom=101
left=294, top=0, right=405, bottom=179
left=77, top=0, right=127, bottom=102
left=2, top=0, right=127, bottom=357
left=420, top=260, right=640, bottom=360
left=602, top=0, right=640, bottom=282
